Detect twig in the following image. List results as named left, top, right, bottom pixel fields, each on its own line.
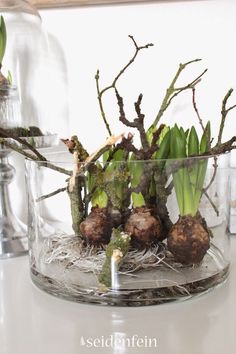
left=0, top=138, right=72, bottom=176
left=149, top=59, right=207, bottom=130
left=134, top=93, right=149, bottom=150
left=117, top=135, right=140, bottom=158
left=84, top=134, right=123, bottom=165
left=115, top=90, right=164, bottom=158
left=0, top=127, right=47, bottom=161
left=217, top=88, right=236, bottom=146
left=150, top=124, right=166, bottom=148
left=167, top=69, right=208, bottom=109
left=95, top=70, right=112, bottom=136
left=203, top=156, right=218, bottom=193
left=201, top=89, right=236, bottom=206
left=192, top=86, right=205, bottom=132
left=209, top=136, right=236, bottom=156
left=203, top=190, right=219, bottom=216
left=0, top=138, right=40, bottom=160
left=115, top=90, right=149, bottom=150
left=96, top=35, right=153, bottom=136
left=115, top=89, right=137, bottom=128
left=100, top=35, right=153, bottom=96
left=68, top=175, right=84, bottom=235
left=36, top=187, right=67, bottom=202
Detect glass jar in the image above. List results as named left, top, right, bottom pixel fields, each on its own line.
left=0, top=85, right=27, bottom=258
left=0, top=85, right=21, bottom=128
left=0, top=0, right=69, bottom=241
left=25, top=153, right=230, bottom=306
left=0, top=0, right=69, bottom=136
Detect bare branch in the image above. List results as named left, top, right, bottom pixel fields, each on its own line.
left=116, top=90, right=137, bottom=128
left=217, top=88, right=236, bottom=146
left=100, top=36, right=154, bottom=96
left=149, top=59, right=207, bottom=130
left=115, top=89, right=149, bottom=150
left=192, top=86, right=205, bottom=132
left=150, top=124, right=165, bottom=148
left=203, top=190, right=219, bottom=216
left=96, top=35, right=153, bottom=136
left=134, top=94, right=149, bottom=150
left=203, top=156, right=218, bottom=193
left=36, top=187, right=67, bottom=202
left=0, top=138, right=72, bottom=176
left=0, top=127, right=47, bottom=161
left=95, top=70, right=112, bottom=136
left=167, top=69, right=208, bottom=108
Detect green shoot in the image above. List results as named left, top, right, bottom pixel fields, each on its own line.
left=88, top=149, right=129, bottom=209
left=149, top=127, right=171, bottom=198
left=91, top=188, right=108, bottom=208
left=154, top=127, right=171, bottom=160
left=169, top=123, right=211, bottom=217
left=87, top=165, right=108, bottom=208
left=0, top=15, right=6, bottom=65
left=7, top=70, right=12, bottom=85
left=104, top=149, right=128, bottom=209
left=129, top=156, right=145, bottom=207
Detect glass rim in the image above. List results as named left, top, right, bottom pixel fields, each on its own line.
left=24, top=151, right=230, bottom=165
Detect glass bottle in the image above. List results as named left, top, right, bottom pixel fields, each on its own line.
left=0, top=0, right=69, bottom=135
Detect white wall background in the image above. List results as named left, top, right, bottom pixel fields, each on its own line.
left=39, top=0, right=236, bottom=153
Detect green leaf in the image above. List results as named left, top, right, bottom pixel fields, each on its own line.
left=113, top=149, right=125, bottom=161
left=172, top=170, right=184, bottom=215
left=179, top=127, right=186, bottom=142
left=185, top=128, right=190, bottom=138
left=170, top=125, right=186, bottom=158
left=147, top=124, right=169, bottom=147
left=146, top=124, right=156, bottom=146
left=128, top=155, right=146, bottom=207
left=192, top=158, right=208, bottom=213
left=131, top=192, right=145, bottom=207
left=170, top=124, right=205, bottom=216
left=91, top=188, right=108, bottom=208
left=200, top=121, right=211, bottom=154
left=0, top=15, right=7, bottom=64
left=102, top=150, right=110, bottom=164
left=7, top=70, right=12, bottom=84
left=129, top=156, right=144, bottom=188
left=154, top=129, right=170, bottom=160
left=158, top=125, right=169, bottom=143
left=182, top=167, right=195, bottom=216
left=188, top=126, right=199, bottom=156
left=87, top=171, right=95, bottom=192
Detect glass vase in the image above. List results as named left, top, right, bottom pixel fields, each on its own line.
left=0, top=0, right=69, bottom=136
left=25, top=153, right=230, bottom=306
left=0, top=85, right=27, bottom=258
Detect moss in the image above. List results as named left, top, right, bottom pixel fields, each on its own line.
left=0, top=126, right=44, bottom=138
left=98, top=229, right=131, bottom=287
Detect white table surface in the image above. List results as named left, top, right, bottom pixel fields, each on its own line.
left=1, top=236, right=236, bottom=354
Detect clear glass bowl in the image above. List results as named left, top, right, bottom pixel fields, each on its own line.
left=25, top=152, right=230, bottom=306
